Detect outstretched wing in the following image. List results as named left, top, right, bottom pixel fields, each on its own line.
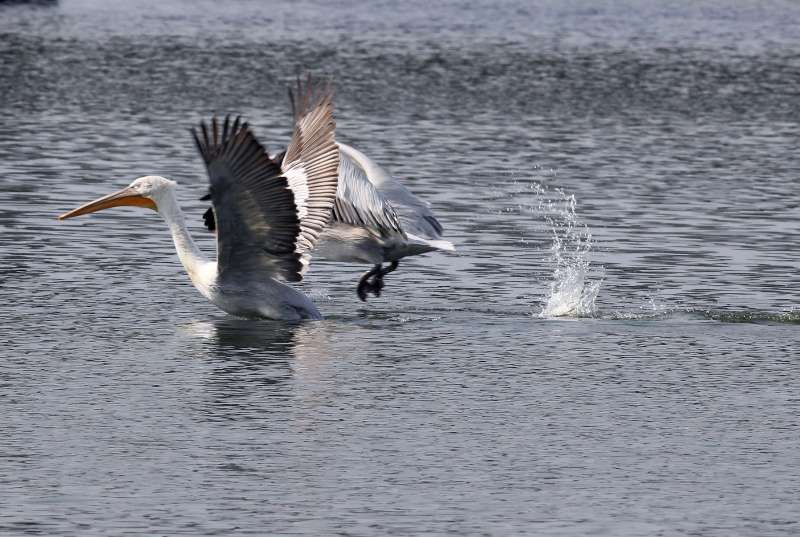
left=332, top=148, right=405, bottom=237
left=197, top=77, right=340, bottom=249
left=283, top=75, right=340, bottom=255
left=192, top=113, right=337, bottom=282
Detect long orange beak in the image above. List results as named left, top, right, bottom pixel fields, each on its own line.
left=58, top=187, right=157, bottom=220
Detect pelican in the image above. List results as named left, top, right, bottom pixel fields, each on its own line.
left=317, top=141, right=455, bottom=300
left=202, top=80, right=455, bottom=301
left=58, top=81, right=339, bottom=321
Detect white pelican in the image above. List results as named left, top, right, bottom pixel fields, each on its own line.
left=318, top=141, right=455, bottom=300
left=58, top=82, right=339, bottom=321
left=202, top=80, right=455, bottom=301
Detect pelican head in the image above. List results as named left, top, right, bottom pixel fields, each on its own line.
left=58, top=175, right=176, bottom=220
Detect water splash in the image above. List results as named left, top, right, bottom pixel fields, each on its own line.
left=487, top=172, right=603, bottom=318
left=532, top=183, right=603, bottom=318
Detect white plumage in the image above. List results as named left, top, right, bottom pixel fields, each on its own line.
left=317, top=142, right=455, bottom=300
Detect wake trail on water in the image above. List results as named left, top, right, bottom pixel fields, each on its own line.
left=383, top=305, right=800, bottom=326
left=610, top=308, right=800, bottom=324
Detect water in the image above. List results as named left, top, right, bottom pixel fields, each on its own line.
left=2, top=0, right=799, bottom=535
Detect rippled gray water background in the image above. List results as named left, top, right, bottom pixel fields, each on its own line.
left=2, top=1, right=799, bottom=535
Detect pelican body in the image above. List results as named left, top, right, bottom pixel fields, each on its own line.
left=59, top=80, right=339, bottom=321
left=61, top=177, right=321, bottom=320
left=316, top=142, right=455, bottom=300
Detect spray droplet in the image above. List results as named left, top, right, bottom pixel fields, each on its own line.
left=534, top=187, right=603, bottom=318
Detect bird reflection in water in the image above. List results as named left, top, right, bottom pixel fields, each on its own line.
left=189, top=318, right=299, bottom=353
left=180, top=319, right=334, bottom=421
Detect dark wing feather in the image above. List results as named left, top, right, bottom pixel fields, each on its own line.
left=202, top=207, right=216, bottom=231
left=196, top=77, right=339, bottom=271
left=192, top=116, right=306, bottom=282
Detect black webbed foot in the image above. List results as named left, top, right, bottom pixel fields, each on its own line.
left=356, top=262, right=400, bottom=301
left=368, top=275, right=385, bottom=297
left=357, top=281, right=368, bottom=301
left=357, top=264, right=383, bottom=302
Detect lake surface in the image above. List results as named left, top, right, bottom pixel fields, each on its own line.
left=1, top=1, right=799, bottom=535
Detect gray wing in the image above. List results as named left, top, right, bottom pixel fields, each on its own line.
left=192, top=112, right=337, bottom=282
left=336, top=142, right=444, bottom=238
left=332, top=149, right=405, bottom=238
